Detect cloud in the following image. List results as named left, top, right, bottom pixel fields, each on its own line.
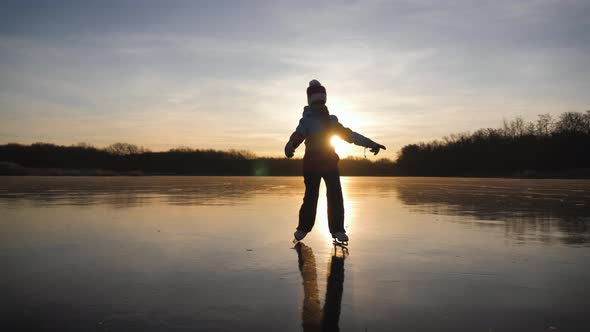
left=1, top=0, right=589, bottom=156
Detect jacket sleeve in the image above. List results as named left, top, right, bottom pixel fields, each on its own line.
left=288, top=117, right=307, bottom=149
left=330, top=115, right=377, bottom=148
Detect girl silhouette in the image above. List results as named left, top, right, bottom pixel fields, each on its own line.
left=285, top=80, right=386, bottom=243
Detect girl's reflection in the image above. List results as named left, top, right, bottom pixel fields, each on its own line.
left=294, top=242, right=347, bottom=332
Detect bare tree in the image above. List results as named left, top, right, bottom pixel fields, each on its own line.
left=556, top=112, right=586, bottom=134
left=105, top=142, right=146, bottom=155
left=513, top=116, right=525, bottom=137
left=536, top=114, right=553, bottom=136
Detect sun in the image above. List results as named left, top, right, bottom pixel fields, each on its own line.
left=331, top=135, right=352, bottom=158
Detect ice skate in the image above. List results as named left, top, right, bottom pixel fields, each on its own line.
left=332, top=232, right=349, bottom=246
left=293, top=230, right=308, bottom=243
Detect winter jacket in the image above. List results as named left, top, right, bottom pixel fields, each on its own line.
left=288, top=104, right=378, bottom=172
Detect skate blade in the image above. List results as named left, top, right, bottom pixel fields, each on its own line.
left=332, top=239, right=348, bottom=246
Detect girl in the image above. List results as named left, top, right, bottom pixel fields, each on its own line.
left=285, top=80, right=386, bottom=242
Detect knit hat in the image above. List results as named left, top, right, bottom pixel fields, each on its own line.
left=307, top=79, right=327, bottom=105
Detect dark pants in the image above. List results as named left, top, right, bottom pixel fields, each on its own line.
left=298, top=171, right=345, bottom=234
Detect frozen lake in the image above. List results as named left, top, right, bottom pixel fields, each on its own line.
left=1, top=176, right=589, bottom=331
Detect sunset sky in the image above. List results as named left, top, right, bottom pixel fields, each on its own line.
left=1, top=0, right=589, bottom=158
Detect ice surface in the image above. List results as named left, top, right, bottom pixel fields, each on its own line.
left=1, top=176, right=589, bottom=331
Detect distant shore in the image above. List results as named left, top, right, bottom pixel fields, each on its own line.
left=2, top=161, right=589, bottom=179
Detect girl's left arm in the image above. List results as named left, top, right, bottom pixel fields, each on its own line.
left=331, top=115, right=386, bottom=154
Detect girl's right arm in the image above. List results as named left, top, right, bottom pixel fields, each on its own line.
left=285, top=118, right=307, bottom=158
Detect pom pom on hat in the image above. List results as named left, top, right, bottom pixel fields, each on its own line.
left=307, top=79, right=327, bottom=105
left=309, top=79, right=321, bottom=87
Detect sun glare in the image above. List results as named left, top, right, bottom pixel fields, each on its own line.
left=331, top=135, right=351, bottom=158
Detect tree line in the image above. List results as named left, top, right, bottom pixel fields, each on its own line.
left=394, top=111, right=590, bottom=177
left=0, top=111, right=588, bottom=177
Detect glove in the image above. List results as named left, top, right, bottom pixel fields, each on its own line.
left=284, top=141, right=295, bottom=158
left=369, top=143, right=386, bottom=156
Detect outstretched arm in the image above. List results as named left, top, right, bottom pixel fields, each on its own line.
left=351, top=132, right=387, bottom=155
left=332, top=116, right=386, bottom=155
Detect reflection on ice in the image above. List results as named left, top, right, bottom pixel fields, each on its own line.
left=1, top=176, right=588, bottom=246
left=0, top=176, right=301, bottom=207
left=295, top=242, right=347, bottom=332
left=393, top=178, right=590, bottom=245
